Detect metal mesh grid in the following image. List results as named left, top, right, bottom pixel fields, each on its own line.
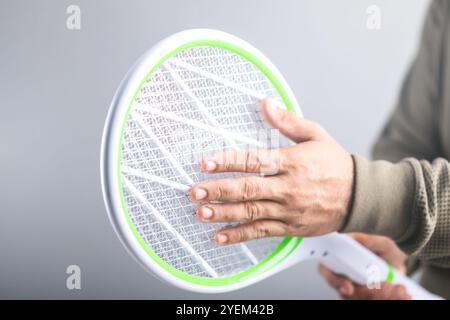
left=121, top=46, right=290, bottom=278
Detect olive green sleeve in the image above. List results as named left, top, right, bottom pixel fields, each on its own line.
left=342, top=156, right=415, bottom=241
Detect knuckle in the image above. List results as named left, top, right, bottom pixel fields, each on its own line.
left=224, top=154, right=234, bottom=170
left=242, top=179, right=259, bottom=200
left=253, top=223, right=271, bottom=239
left=244, top=201, right=259, bottom=221
left=214, top=184, right=225, bottom=199
left=235, top=227, right=247, bottom=242
left=244, top=151, right=262, bottom=172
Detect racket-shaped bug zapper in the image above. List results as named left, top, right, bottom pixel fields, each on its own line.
left=101, top=29, right=441, bottom=299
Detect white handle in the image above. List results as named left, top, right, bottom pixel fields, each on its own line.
left=304, top=233, right=442, bottom=300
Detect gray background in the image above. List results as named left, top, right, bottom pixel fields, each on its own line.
left=0, top=0, right=429, bottom=299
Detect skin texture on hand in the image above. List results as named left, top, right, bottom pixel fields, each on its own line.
left=190, top=98, right=354, bottom=244
left=318, top=233, right=411, bottom=300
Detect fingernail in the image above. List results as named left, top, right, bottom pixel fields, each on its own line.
left=194, top=188, right=207, bottom=200
left=203, top=160, right=217, bottom=172
left=201, top=207, right=213, bottom=220
left=214, top=233, right=228, bottom=244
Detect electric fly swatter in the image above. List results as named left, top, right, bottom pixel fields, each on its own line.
left=101, top=29, right=440, bottom=299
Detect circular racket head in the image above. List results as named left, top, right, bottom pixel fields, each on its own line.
left=101, top=29, right=303, bottom=293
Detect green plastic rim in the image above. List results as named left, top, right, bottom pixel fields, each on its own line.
left=386, top=263, right=394, bottom=283
left=117, top=39, right=303, bottom=286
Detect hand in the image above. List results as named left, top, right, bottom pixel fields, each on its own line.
left=318, top=233, right=411, bottom=300
left=190, top=98, right=354, bottom=244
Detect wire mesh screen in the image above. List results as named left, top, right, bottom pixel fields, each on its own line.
left=120, top=46, right=291, bottom=278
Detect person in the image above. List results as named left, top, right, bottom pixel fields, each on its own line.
left=191, top=0, right=450, bottom=299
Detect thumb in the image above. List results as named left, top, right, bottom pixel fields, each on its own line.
left=260, top=98, right=327, bottom=143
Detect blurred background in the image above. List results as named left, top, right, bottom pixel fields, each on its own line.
left=0, top=0, right=430, bottom=299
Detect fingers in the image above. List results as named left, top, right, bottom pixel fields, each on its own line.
left=348, top=233, right=407, bottom=271
left=318, top=264, right=355, bottom=296
left=350, top=283, right=411, bottom=300
left=213, top=220, right=288, bottom=245
left=349, top=233, right=391, bottom=254
left=191, top=176, right=284, bottom=202
left=387, top=284, right=412, bottom=300
left=318, top=264, right=411, bottom=300
left=196, top=200, right=286, bottom=223
left=201, top=149, right=284, bottom=175
left=260, top=98, right=328, bottom=143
